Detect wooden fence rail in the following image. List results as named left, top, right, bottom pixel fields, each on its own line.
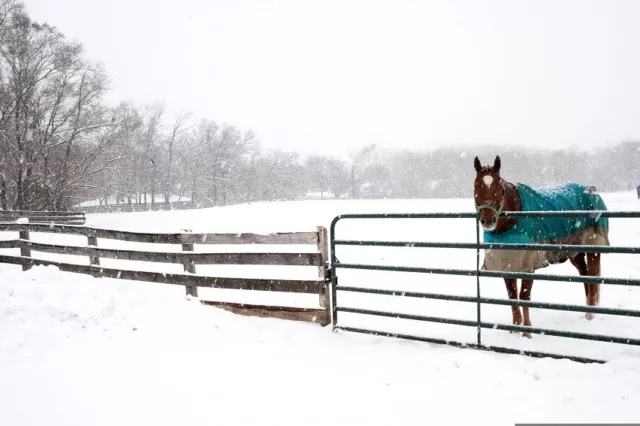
left=0, top=210, right=85, bottom=225
left=0, top=223, right=331, bottom=326
left=72, top=201, right=196, bottom=214
left=7, top=240, right=324, bottom=266
left=0, top=223, right=315, bottom=244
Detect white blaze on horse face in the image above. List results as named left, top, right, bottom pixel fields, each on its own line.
left=482, top=175, right=493, bottom=188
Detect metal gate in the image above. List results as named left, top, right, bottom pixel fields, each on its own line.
left=329, top=210, right=640, bottom=363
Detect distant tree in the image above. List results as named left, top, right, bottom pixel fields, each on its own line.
left=361, top=163, right=391, bottom=198
left=162, top=111, right=191, bottom=205
left=348, top=144, right=376, bottom=198
left=326, top=158, right=349, bottom=198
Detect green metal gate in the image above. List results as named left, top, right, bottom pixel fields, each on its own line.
left=329, top=210, right=640, bottom=363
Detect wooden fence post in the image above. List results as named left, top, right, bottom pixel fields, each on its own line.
left=19, top=227, right=31, bottom=271
left=182, top=241, right=198, bottom=297
left=87, top=230, right=100, bottom=266
left=316, top=226, right=330, bottom=324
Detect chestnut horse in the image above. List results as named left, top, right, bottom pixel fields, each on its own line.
left=472, top=156, right=610, bottom=338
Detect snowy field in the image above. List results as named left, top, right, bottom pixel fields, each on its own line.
left=2, top=191, right=640, bottom=425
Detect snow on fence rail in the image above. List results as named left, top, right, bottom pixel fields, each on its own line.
left=0, top=223, right=331, bottom=326
left=0, top=210, right=85, bottom=225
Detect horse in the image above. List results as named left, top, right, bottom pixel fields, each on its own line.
left=472, top=155, right=610, bottom=338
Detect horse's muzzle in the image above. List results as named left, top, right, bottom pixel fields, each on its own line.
left=479, top=215, right=497, bottom=230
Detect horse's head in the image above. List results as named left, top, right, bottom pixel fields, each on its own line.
left=473, top=155, right=504, bottom=232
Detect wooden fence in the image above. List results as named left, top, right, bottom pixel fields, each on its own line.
left=72, top=201, right=195, bottom=214
left=0, top=223, right=331, bottom=326
left=0, top=210, right=86, bottom=225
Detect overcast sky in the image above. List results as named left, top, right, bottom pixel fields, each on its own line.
left=20, top=0, right=640, bottom=156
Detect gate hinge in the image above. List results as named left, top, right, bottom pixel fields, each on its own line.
left=323, top=261, right=332, bottom=282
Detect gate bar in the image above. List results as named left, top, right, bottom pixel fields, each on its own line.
left=337, top=306, right=640, bottom=346
left=475, top=216, right=481, bottom=345
left=337, top=285, right=640, bottom=317
left=335, top=262, right=640, bottom=286
left=333, top=239, right=640, bottom=254
left=332, top=210, right=640, bottom=220
left=335, top=326, right=605, bottom=364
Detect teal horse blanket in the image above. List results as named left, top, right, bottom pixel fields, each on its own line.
left=483, top=183, right=609, bottom=245
left=482, top=183, right=610, bottom=272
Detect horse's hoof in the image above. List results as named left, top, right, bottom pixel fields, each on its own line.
left=522, top=332, right=532, bottom=339
left=585, top=312, right=594, bottom=321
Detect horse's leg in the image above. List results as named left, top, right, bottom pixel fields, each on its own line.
left=570, top=253, right=589, bottom=301
left=519, top=279, right=533, bottom=338
left=585, top=252, right=601, bottom=320
left=570, top=253, right=596, bottom=320
left=504, top=278, right=522, bottom=330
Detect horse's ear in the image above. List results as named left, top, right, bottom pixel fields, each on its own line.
left=493, top=155, right=501, bottom=173
left=474, top=156, right=482, bottom=173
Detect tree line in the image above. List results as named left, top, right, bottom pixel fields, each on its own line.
left=0, top=0, right=637, bottom=211
left=0, top=0, right=310, bottom=210
left=337, top=141, right=640, bottom=200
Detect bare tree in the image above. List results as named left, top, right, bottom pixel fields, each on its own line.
left=162, top=111, right=191, bottom=205
left=348, top=144, right=376, bottom=198
left=0, top=4, right=124, bottom=210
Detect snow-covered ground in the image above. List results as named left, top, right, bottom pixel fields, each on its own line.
left=2, top=191, right=640, bottom=425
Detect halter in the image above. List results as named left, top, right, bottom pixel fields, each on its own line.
left=475, top=198, right=505, bottom=220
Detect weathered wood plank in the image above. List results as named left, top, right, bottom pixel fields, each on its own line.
left=92, top=228, right=183, bottom=244
left=0, top=210, right=84, bottom=217
left=182, top=231, right=319, bottom=245
left=189, top=252, right=322, bottom=266
left=0, top=216, right=85, bottom=225
left=0, top=255, right=23, bottom=265
left=0, top=223, right=89, bottom=236
left=17, top=221, right=85, bottom=226
left=16, top=240, right=323, bottom=266
left=0, top=240, right=16, bottom=249
left=316, top=226, right=330, bottom=309
left=1, top=224, right=319, bottom=246
left=0, top=215, right=85, bottom=221
left=0, top=255, right=325, bottom=294
left=0, top=220, right=86, bottom=227
left=182, top=242, right=197, bottom=297
left=87, top=231, right=100, bottom=266
left=29, top=221, right=86, bottom=225
left=201, top=301, right=331, bottom=326
left=19, top=230, right=30, bottom=271
left=0, top=223, right=184, bottom=243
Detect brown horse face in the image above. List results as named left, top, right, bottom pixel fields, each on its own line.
left=473, top=155, right=503, bottom=231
